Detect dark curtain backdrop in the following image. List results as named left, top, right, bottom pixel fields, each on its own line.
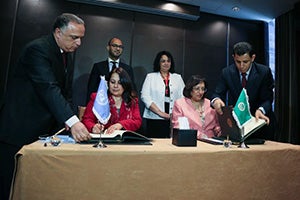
left=0, top=1, right=18, bottom=108
left=275, top=5, right=300, bottom=144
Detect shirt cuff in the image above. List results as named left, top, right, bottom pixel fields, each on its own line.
left=65, top=115, right=80, bottom=128
left=258, top=107, right=266, bottom=115
left=211, top=97, right=220, bottom=107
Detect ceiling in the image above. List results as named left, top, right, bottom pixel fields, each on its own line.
left=168, top=0, right=300, bottom=22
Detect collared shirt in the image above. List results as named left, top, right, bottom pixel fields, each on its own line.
left=212, top=63, right=266, bottom=114
left=65, top=116, right=80, bottom=128
left=240, top=64, right=252, bottom=82
left=239, top=64, right=265, bottom=114
left=108, top=58, right=120, bottom=71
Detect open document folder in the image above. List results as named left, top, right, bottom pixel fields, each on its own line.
left=87, top=130, right=152, bottom=144
left=216, top=106, right=266, bottom=143
left=200, top=106, right=266, bottom=145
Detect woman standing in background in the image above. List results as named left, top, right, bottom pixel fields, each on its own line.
left=141, top=50, right=185, bottom=138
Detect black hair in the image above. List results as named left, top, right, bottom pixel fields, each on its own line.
left=107, top=37, right=122, bottom=45
left=108, top=67, right=137, bottom=106
left=153, top=50, right=175, bottom=73
left=183, top=75, right=207, bottom=98
left=233, top=42, right=255, bottom=57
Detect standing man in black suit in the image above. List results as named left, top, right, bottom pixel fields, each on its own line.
left=211, top=41, right=276, bottom=140
left=0, top=13, right=91, bottom=200
left=86, top=37, right=135, bottom=103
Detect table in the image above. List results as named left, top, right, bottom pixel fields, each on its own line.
left=10, top=139, right=300, bottom=200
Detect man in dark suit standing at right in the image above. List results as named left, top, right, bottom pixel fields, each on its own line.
left=211, top=41, right=276, bottom=140
left=86, top=37, right=135, bottom=103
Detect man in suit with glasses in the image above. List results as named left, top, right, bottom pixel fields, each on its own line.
left=86, top=37, right=136, bottom=103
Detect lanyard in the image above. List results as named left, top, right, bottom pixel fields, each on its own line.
left=162, top=73, right=170, bottom=96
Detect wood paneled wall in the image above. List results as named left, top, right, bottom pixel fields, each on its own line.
left=1, top=0, right=265, bottom=112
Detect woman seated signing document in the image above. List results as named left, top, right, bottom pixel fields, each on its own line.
left=82, top=67, right=142, bottom=134
left=172, top=75, right=221, bottom=139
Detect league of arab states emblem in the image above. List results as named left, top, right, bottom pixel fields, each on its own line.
left=96, top=88, right=108, bottom=105
left=238, top=102, right=245, bottom=111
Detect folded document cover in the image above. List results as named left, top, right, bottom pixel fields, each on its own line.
left=89, top=130, right=152, bottom=144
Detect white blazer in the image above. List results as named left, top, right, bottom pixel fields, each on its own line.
left=141, top=72, right=185, bottom=120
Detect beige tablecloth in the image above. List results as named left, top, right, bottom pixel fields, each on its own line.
left=10, top=139, right=300, bottom=200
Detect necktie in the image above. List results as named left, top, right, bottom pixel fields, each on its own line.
left=61, top=52, right=67, bottom=67
left=111, top=61, right=117, bottom=71
left=241, top=73, right=247, bottom=88
left=61, top=52, right=68, bottom=73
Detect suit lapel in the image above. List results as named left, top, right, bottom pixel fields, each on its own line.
left=246, top=63, right=258, bottom=98
left=103, top=60, right=110, bottom=80
left=230, top=66, right=243, bottom=97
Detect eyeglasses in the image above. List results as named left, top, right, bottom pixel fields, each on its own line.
left=192, top=87, right=207, bottom=92
left=110, top=44, right=124, bottom=49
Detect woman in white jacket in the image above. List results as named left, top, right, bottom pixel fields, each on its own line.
left=141, top=50, right=185, bottom=138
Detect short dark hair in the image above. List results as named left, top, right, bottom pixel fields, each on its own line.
left=107, top=37, right=122, bottom=46
left=233, top=42, right=255, bottom=57
left=183, top=75, right=207, bottom=98
left=153, top=50, right=175, bottom=73
left=108, top=67, right=137, bottom=106
left=52, top=13, right=84, bottom=33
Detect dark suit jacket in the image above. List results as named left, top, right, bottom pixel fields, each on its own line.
left=0, top=34, right=75, bottom=146
left=212, top=62, right=274, bottom=115
left=86, top=60, right=135, bottom=103
left=211, top=62, right=276, bottom=140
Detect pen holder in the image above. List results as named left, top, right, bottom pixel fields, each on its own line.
left=223, top=139, right=232, bottom=148
left=172, top=128, right=197, bottom=147
left=50, top=136, right=61, bottom=146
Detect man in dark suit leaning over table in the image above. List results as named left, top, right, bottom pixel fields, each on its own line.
left=211, top=41, right=277, bottom=141
left=86, top=37, right=136, bottom=104
left=0, top=13, right=91, bottom=200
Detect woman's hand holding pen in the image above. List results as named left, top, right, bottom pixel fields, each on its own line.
left=92, top=123, right=104, bottom=134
